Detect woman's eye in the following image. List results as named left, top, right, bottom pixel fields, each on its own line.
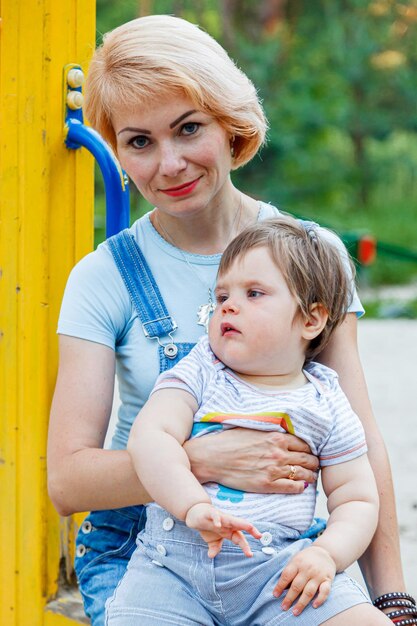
left=129, top=135, right=150, bottom=149
left=181, top=122, right=199, bottom=136
left=248, top=290, right=263, bottom=298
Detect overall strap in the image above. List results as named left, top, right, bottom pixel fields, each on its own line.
left=107, top=229, right=177, bottom=340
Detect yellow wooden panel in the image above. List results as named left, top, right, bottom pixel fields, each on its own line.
left=0, top=0, right=95, bottom=624
left=45, top=616, right=90, bottom=626
left=0, top=0, right=20, bottom=622
left=45, top=0, right=95, bottom=606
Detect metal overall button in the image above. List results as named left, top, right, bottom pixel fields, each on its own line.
left=76, top=544, right=87, bottom=558
left=142, top=320, right=178, bottom=359
left=81, top=520, right=93, bottom=534
left=164, top=343, right=178, bottom=359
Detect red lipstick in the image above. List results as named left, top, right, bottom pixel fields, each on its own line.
left=161, top=177, right=201, bottom=197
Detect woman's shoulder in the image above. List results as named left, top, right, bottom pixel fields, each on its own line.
left=258, top=201, right=280, bottom=220
left=68, top=215, right=150, bottom=287
left=65, top=239, right=130, bottom=309
left=58, top=229, right=143, bottom=346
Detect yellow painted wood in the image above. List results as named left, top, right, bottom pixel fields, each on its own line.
left=45, top=615, right=89, bottom=626
left=0, top=0, right=95, bottom=624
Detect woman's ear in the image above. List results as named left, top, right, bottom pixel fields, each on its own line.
left=301, top=303, right=328, bottom=341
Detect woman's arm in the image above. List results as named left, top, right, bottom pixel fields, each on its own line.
left=47, top=335, right=151, bottom=516
left=317, top=312, right=406, bottom=598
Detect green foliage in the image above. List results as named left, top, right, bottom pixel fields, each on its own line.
left=361, top=297, right=417, bottom=319
left=93, top=0, right=417, bottom=286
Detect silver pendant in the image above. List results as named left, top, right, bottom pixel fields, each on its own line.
left=197, top=302, right=216, bottom=333
left=163, top=343, right=178, bottom=359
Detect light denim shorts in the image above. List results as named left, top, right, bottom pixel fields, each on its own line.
left=105, top=506, right=370, bottom=626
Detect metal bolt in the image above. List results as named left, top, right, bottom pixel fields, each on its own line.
left=67, top=68, right=84, bottom=88
left=66, top=91, right=84, bottom=110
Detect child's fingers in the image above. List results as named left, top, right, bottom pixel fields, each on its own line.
left=221, top=514, right=262, bottom=539
left=312, top=579, right=332, bottom=609
left=209, top=508, right=222, bottom=529
left=278, top=572, right=306, bottom=611
left=230, top=530, right=253, bottom=558
left=273, top=562, right=298, bottom=599
left=247, top=524, right=262, bottom=540
left=289, top=579, right=320, bottom=616
left=207, top=538, right=223, bottom=558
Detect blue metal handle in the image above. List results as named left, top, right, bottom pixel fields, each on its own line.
left=63, top=64, right=130, bottom=238
left=65, top=119, right=130, bottom=238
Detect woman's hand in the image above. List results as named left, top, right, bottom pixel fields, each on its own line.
left=185, top=502, right=262, bottom=558
left=184, top=428, right=318, bottom=495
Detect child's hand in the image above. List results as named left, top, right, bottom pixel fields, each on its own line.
left=273, top=545, right=336, bottom=615
left=185, top=502, right=262, bottom=558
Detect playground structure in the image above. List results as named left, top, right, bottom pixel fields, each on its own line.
left=0, top=1, right=96, bottom=624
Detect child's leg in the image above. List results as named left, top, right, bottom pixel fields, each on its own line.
left=105, top=543, right=215, bottom=626
left=322, top=603, right=392, bottom=625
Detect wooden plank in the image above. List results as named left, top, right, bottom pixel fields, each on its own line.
left=0, top=0, right=95, bottom=623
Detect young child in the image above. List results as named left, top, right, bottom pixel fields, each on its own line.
left=106, top=216, right=390, bottom=625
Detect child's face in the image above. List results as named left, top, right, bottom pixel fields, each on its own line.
left=209, top=246, right=307, bottom=377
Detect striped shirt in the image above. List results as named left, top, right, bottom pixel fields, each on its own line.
left=150, top=335, right=367, bottom=533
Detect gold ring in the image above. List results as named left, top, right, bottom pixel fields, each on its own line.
left=288, top=465, right=297, bottom=480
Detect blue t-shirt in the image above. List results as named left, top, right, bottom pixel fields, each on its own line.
left=58, top=204, right=364, bottom=449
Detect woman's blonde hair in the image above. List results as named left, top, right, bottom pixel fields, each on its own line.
left=84, top=15, right=267, bottom=168
left=219, top=215, right=355, bottom=361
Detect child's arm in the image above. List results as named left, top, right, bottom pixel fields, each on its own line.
left=128, top=388, right=261, bottom=556
left=128, top=388, right=204, bottom=517
left=273, top=454, right=379, bottom=615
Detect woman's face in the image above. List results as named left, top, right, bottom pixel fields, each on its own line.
left=112, top=95, right=234, bottom=217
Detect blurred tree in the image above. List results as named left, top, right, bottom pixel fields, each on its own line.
left=219, top=0, right=417, bottom=212
left=94, top=0, right=417, bottom=225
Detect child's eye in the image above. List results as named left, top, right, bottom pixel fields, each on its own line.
left=181, top=122, right=200, bottom=136
left=248, top=290, right=263, bottom=298
left=216, top=293, right=228, bottom=304
left=129, top=135, right=150, bottom=149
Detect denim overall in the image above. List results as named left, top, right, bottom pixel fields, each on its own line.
left=74, top=230, right=196, bottom=626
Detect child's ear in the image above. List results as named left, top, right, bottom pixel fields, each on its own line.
left=301, top=303, right=328, bottom=341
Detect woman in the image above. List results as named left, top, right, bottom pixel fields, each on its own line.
left=47, top=14, right=409, bottom=626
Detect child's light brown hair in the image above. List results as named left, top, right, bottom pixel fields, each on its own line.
left=218, top=215, right=355, bottom=361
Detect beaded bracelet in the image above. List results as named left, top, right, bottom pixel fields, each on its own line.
left=373, top=592, right=416, bottom=608
left=373, top=593, right=417, bottom=625
left=377, top=600, right=417, bottom=611
left=387, top=608, right=417, bottom=620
